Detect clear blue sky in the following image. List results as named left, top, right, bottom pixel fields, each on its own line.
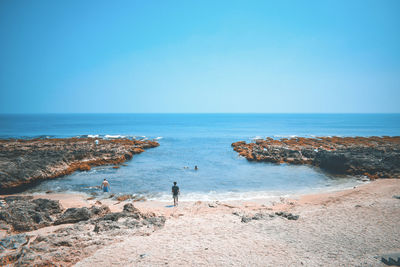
left=0, top=0, right=399, bottom=113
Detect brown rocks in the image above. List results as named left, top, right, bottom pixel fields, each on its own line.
left=0, top=138, right=159, bottom=193
left=78, top=163, right=91, bottom=171
left=232, top=136, right=400, bottom=178
left=240, top=211, right=299, bottom=223
left=0, top=197, right=62, bottom=232
left=54, top=207, right=93, bottom=225
left=0, top=196, right=166, bottom=266
left=132, top=147, right=145, bottom=154
left=53, top=205, right=111, bottom=225
left=116, top=194, right=132, bottom=202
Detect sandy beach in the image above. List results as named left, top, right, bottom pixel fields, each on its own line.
left=74, top=179, right=400, bottom=266
left=2, top=179, right=397, bottom=266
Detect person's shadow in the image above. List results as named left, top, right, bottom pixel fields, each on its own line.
left=165, top=205, right=175, bottom=208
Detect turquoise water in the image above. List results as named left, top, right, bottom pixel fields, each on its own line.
left=1, top=114, right=399, bottom=200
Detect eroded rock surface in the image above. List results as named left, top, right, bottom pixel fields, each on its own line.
left=0, top=196, right=60, bottom=232
left=0, top=198, right=166, bottom=266
left=0, top=138, right=159, bottom=193
left=232, top=136, right=400, bottom=178
left=239, top=211, right=299, bottom=223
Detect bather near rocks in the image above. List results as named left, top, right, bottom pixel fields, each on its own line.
left=0, top=138, right=159, bottom=193
left=232, top=136, right=400, bottom=179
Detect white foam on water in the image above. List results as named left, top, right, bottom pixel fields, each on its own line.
left=104, top=135, right=126, bottom=139
left=147, top=179, right=366, bottom=202
left=73, top=134, right=163, bottom=141
left=147, top=190, right=287, bottom=202
left=273, top=135, right=298, bottom=138
left=132, top=136, right=147, bottom=140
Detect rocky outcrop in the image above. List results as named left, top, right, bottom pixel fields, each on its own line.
left=0, top=197, right=166, bottom=266
left=239, top=211, right=299, bottom=223
left=54, top=207, right=93, bottom=225
left=0, top=138, right=159, bottom=193
left=0, top=196, right=60, bottom=232
left=232, top=136, right=400, bottom=179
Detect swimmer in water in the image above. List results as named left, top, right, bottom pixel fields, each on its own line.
left=101, top=178, right=110, bottom=192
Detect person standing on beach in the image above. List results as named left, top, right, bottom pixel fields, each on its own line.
left=172, top=181, right=180, bottom=206
left=101, top=178, right=110, bottom=192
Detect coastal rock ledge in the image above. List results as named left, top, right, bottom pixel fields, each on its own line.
left=232, top=136, right=400, bottom=179
left=0, top=138, right=159, bottom=193
left=0, top=196, right=166, bottom=266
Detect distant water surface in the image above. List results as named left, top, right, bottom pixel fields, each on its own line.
left=1, top=114, right=399, bottom=200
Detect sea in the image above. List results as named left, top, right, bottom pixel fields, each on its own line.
left=1, top=113, right=399, bottom=201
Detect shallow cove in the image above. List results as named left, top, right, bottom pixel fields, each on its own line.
left=3, top=113, right=399, bottom=200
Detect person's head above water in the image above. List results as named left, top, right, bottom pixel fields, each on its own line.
left=173, top=181, right=177, bottom=185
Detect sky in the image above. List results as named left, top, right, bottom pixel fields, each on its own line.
left=0, top=0, right=399, bottom=113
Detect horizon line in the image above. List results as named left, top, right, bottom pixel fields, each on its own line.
left=1, top=112, right=400, bottom=115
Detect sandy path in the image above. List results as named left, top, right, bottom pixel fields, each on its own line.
left=74, top=179, right=400, bottom=267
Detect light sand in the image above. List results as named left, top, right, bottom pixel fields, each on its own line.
left=72, top=179, right=400, bottom=266
left=3, top=180, right=399, bottom=266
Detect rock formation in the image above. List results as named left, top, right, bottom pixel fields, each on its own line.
left=232, top=136, right=400, bottom=179
left=0, top=196, right=61, bottom=232
left=0, top=196, right=166, bottom=266
left=0, top=138, right=159, bottom=193
left=239, top=211, right=299, bottom=223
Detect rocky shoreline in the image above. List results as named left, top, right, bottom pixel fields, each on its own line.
left=232, top=136, right=400, bottom=179
left=1, top=180, right=399, bottom=266
left=0, top=196, right=165, bottom=266
left=0, top=138, right=159, bottom=193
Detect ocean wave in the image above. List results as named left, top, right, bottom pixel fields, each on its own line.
left=273, top=135, right=298, bottom=139
left=7, top=134, right=164, bottom=142
left=133, top=136, right=147, bottom=140
left=146, top=179, right=364, bottom=202
left=147, top=190, right=291, bottom=202
left=104, top=134, right=126, bottom=139
left=28, top=135, right=56, bottom=139
left=75, top=134, right=103, bottom=139
left=75, top=134, right=139, bottom=140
